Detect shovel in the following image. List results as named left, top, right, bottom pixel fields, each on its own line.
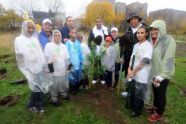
left=125, top=55, right=136, bottom=108
left=117, top=63, right=123, bottom=94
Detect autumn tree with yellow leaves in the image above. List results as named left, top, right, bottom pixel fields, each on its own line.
left=82, top=1, right=115, bottom=28
left=114, top=12, right=125, bottom=29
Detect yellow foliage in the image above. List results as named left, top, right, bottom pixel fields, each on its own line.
left=113, top=12, right=125, bottom=28
left=83, top=1, right=115, bottom=28
left=146, top=16, right=153, bottom=25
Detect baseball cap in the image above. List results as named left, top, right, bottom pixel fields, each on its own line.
left=111, top=27, right=118, bottom=32
left=42, top=18, right=52, bottom=24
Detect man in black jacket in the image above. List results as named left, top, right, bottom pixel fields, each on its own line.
left=120, top=12, right=143, bottom=77
left=120, top=13, right=144, bottom=109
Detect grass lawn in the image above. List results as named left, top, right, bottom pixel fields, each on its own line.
left=0, top=32, right=186, bottom=124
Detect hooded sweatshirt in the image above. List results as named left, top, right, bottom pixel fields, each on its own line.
left=149, top=20, right=176, bottom=81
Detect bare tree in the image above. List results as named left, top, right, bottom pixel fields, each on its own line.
left=45, top=0, right=63, bottom=13
left=14, top=0, right=35, bottom=17
left=0, top=4, right=6, bottom=15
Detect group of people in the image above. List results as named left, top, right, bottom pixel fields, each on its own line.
left=119, top=13, right=176, bottom=122
left=14, top=12, right=176, bottom=123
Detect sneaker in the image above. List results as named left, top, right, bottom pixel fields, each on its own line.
left=130, top=111, right=140, bottom=117
left=101, top=80, right=105, bottom=85
left=92, top=80, right=96, bottom=84
left=145, top=106, right=157, bottom=114
left=51, top=100, right=61, bottom=107
left=39, top=109, right=45, bottom=115
left=28, top=107, right=38, bottom=113
left=121, top=92, right=128, bottom=97
left=148, top=113, right=163, bottom=122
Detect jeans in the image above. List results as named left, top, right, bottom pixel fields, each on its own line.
left=27, top=91, right=45, bottom=110
left=133, top=97, right=144, bottom=114
left=104, top=70, right=113, bottom=88
left=69, top=70, right=81, bottom=93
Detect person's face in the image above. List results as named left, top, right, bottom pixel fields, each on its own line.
left=111, top=30, right=118, bottom=39
left=150, top=28, right=159, bottom=39
left=129, top=17, right=140, bottom=28
left=69, top=29, right=77, bottom=39
left=27, top=22, right=35, bottom=35
left=96, top=18, right=102, bottom=29
left=53, top=32, right=61, bottom=44
left=137, top=28, right=147, bottom=42
left=43, top=22, right=52, bottom=33
left=66, top=17, right=74, bottom=28
left=77, top=34, right=83, bottom=42
left=105, top=40, right=111, bottom=48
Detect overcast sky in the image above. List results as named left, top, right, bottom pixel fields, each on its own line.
left=0, top=0, right=186, bottom=17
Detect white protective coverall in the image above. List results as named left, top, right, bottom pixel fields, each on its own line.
left=14, top=20, right=53, bottom=93
left=44, top=30, right=70, bottom=101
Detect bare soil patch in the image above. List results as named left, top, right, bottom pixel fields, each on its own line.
left=71, top=83, right=126, bottom=124
left=0, top=95, right=20, bottom=107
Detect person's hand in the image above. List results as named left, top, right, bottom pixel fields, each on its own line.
left=119, top=58, right=124, bottom=64
left=132, top=70, right=136, bottom=77
left=154, top=78, right=161, bottom=83
left=153, top=78, right=161, bottom=87
left=128, top=69, right=133, bottom=78
left=68, top=63, right=73, bottom=71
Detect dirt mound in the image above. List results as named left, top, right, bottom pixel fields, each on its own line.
left=0, top=95, right=20, bottom=107
left=71, top=84, right=126, bottom=124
